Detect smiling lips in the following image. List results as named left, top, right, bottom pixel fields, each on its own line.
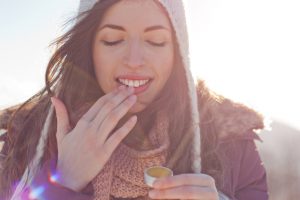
left=116, top=75, right=152, bottom=94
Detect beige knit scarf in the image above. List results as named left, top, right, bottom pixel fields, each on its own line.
left=92, top=112, right=170, bottom=200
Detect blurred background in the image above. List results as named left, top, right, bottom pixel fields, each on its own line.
left=0, top=0, right=299, bottom=199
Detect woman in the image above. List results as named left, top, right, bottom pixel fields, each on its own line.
left=0, top=0, right=268, bottom=199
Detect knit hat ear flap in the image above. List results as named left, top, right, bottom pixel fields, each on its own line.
left=157, top=0, right=201, bottom=174
left=10, top=84, right=60, bottom=199
left=77, top=0, right=202, bottom=173
left=10, top=105, right=55, bottom=200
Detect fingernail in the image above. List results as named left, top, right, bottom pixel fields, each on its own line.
left=127, top=86, right=134, bottom=93
left=130, top=115, right=137, bottom=122
left=149, top=190, right=156, bottom=198
left=153, top=180, right=161, bottom=188
left=118, top=85, right=126, bottom=91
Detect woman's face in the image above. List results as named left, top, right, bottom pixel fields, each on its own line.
left=93, top=0, right=174, bottom=113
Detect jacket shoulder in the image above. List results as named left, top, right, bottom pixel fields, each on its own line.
left=196, top=80, right=264, bottom=139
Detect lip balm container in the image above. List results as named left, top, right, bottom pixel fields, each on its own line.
left=144, top=166, right=173, bottom=187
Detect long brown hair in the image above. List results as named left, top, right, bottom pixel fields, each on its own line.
left=0, top=0, right=221, bottom=198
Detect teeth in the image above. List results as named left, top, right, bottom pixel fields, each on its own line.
left=128, top=80, right=133, bottom=87
left=118, top=78, right=150, bottom=87
left=134, top=80, right=139, bottom=87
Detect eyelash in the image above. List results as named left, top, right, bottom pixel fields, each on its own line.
left=146, top=40, right=166, bottom=47
left=101, top=40, right=123, bottom=46
left=101, top=40, right=166, bottom=47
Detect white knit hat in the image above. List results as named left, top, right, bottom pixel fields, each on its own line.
left=10, top=0, right=201, bottom=199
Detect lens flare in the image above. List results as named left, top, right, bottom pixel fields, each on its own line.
left=28, top=186, right=45, bottom=199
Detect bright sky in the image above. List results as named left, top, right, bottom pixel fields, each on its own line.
left=0, top=0, right=299, bottom=130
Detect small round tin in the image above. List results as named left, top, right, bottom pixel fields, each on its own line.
left=144, top=166, right=173, bottom=187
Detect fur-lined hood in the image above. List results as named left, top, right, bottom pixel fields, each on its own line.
left=197, top=80, right=264, bottom=139
left=0, top=80, right=264, bottom=140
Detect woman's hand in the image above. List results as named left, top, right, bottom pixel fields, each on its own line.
left=149, top=174, right=218, bottom=200
left=50, top=86, right=137, bottom=192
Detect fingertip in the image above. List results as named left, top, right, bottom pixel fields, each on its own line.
left=51, top=97, right=66, bottom=117
left=152, top=177, right=165, bottom=188
left=118, top=85, right=126, bottom=91
left=51, top=97, right=58, bottom=109
left=148, top=190, right=157, bottom=198
left=127, top=86, right=134, bottom=93
left=51, top=96, right=61, bottom=104
left=50, top=96, right=55, bottom=104
left=51, top=97, right=65, bottom=108
left=130, top=115, right=137, bottom=123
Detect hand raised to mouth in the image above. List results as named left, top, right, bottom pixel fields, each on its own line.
left=51, top=86, right=137, bottom=191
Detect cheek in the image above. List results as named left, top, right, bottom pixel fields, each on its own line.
left=161, top=62, right=174, bottom=87
left=156, top=49, right=174, bottom=82
left=93, top=53, right=116, bottom=93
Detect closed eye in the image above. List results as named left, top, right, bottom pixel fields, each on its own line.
left=147, top=40, right=166, bottom=47
left=101, top=40, right=124, bottom=46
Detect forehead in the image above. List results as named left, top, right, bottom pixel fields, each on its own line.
left=99, top=0, right=172, bottom=30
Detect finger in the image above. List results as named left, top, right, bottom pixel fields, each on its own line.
left=153, top=174, right=215, bottom=189
left=51, top=97, right=71, bottom=142
left=81, top=85, right=126, bottom=122
left=149, top=186, right=217, bottom=200
left=103, top=115, right=137, bottom=155
left=90, top=86, right=134, bottom=131
left=97, top=95, right=137, bottom=142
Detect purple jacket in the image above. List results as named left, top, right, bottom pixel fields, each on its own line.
left=217, top=131, right=268, bottom=200
left=18, top=131, right=267, bottom=200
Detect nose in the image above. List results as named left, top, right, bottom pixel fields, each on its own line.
left=123, top=39, right=145, bottom=68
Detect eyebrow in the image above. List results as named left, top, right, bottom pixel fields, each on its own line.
left=98, top=24, right=170, bottom=32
